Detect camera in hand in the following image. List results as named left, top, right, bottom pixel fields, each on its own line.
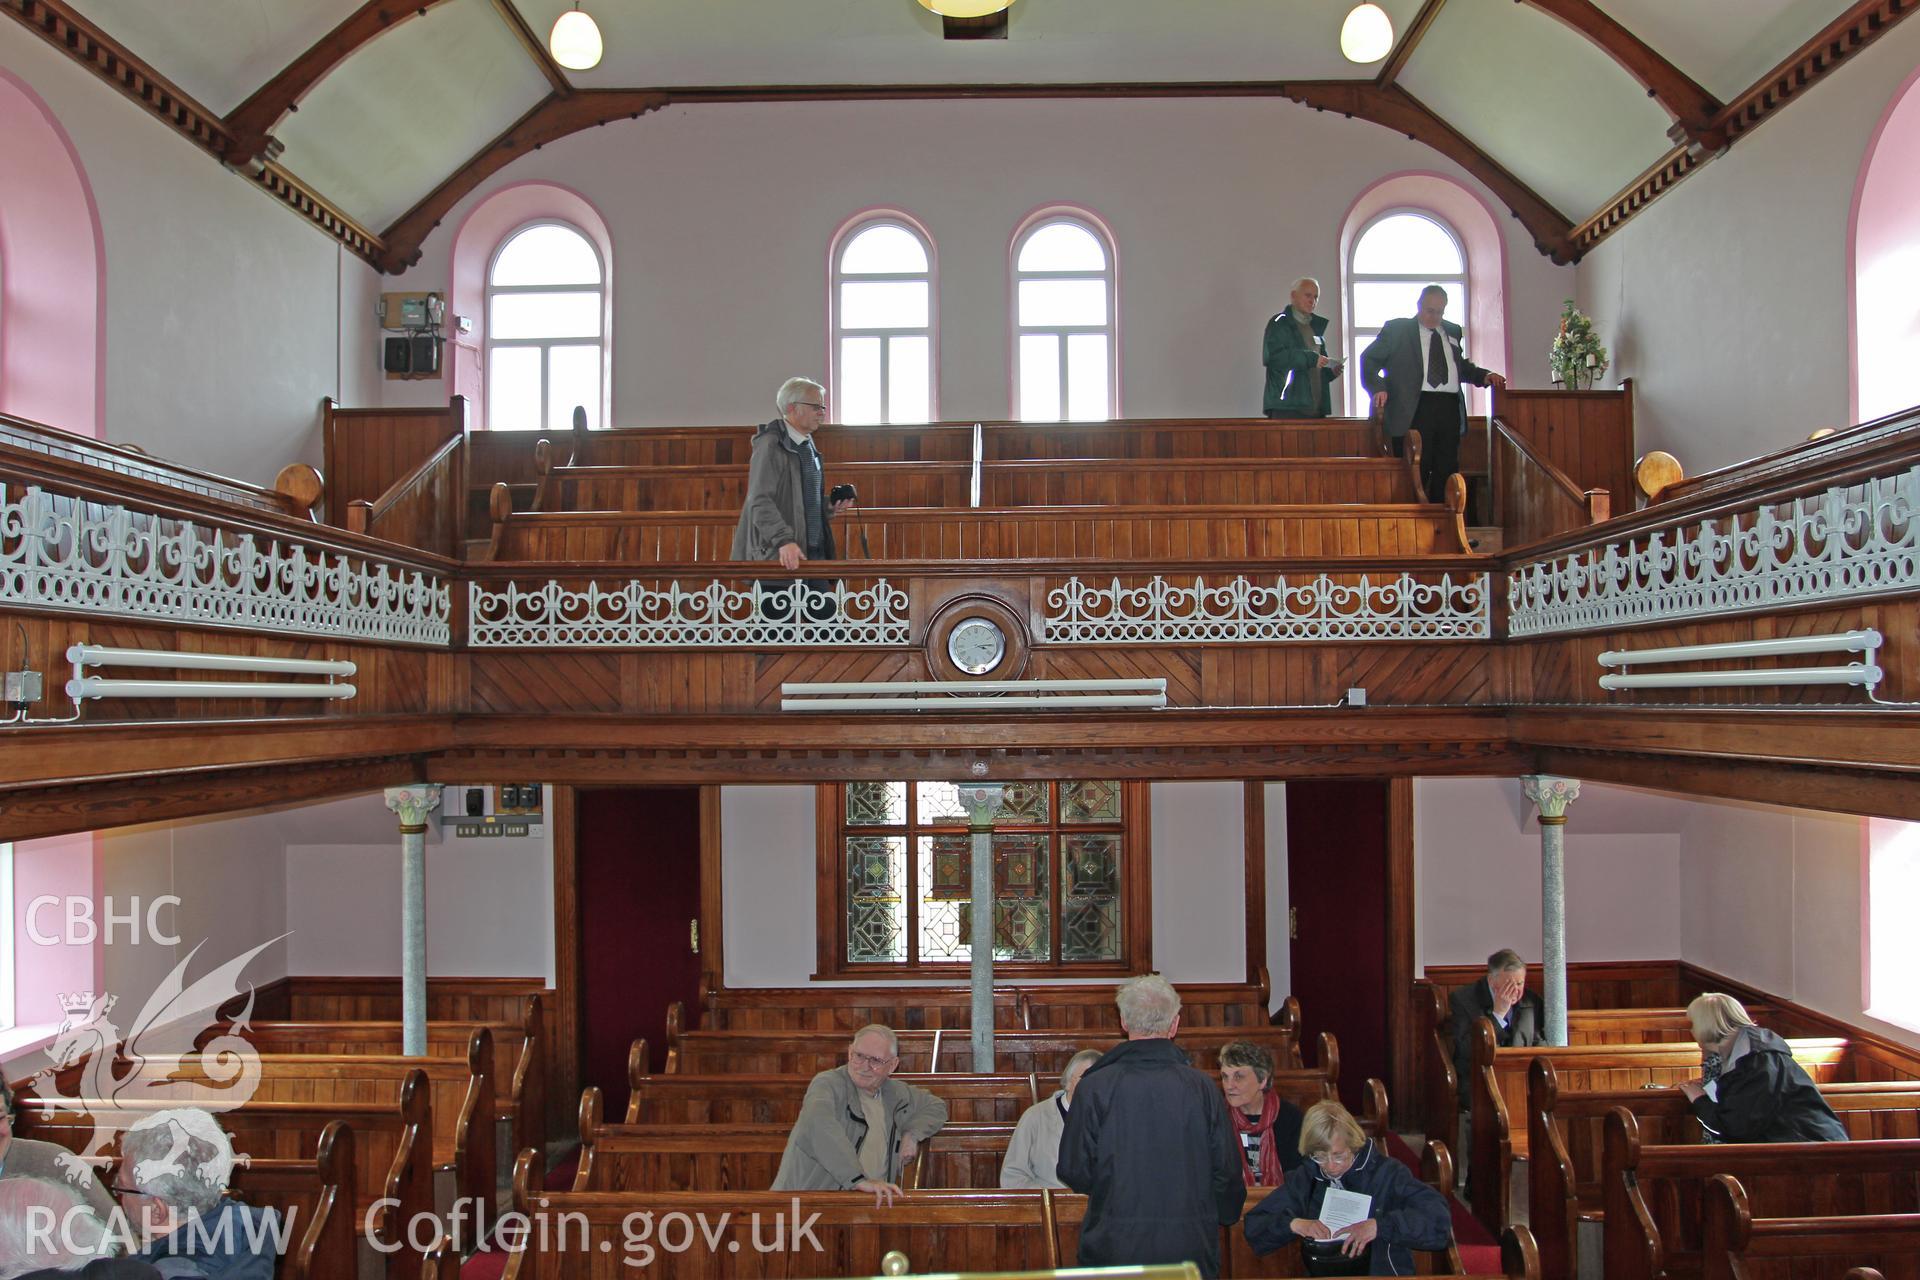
left=828, top=483, right=858, bottom=505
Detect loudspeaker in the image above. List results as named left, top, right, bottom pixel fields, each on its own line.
left=464, top=787, right=485, bottom=817
left=383, top=337, right=412, bottom=374
left=410, top=335, right=441, bottom=376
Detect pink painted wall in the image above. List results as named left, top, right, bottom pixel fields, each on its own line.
left=1849, top=64, right=1920, bottom=425
left=1575, top=14, right=1920, bottom=471
left=10, top=834, right=102, bottom=1027
left=381, top=97, right=1571, bottom=423
left=0, top=69, right=104, bottom=438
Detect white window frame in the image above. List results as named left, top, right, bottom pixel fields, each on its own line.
left=830, top=215, right=938, bottom=425
left=1012, top=213, right=1118, bottom=422
left=484, top=219, right=607, bottom=432
left=1344, top=207, right=1470, bottom=411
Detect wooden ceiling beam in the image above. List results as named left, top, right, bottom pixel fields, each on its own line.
left=1516, top=0, right=1725, bottom=149
left=1376, top=0, right=1448, bottom=88
left=223, top=0, right=464, bottom=169
left=487, top=0, right=574, bottom=98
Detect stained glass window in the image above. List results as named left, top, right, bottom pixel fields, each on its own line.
left=837, top=781, right=1128, bottom=971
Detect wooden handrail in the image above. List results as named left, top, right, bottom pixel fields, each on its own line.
left=347, top=430, right=466, bottom=556
left=1491, top=416, right=1610, bottom=551
left=1650, top=403, right=1920, bottom=508
left=0, top=411, right=304, bottom=518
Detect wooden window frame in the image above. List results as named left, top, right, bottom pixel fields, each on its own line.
left=814, top=781, right=1152, bottom=981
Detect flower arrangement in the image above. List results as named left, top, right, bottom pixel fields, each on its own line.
left=1550, top=299, right=1609, bottom=390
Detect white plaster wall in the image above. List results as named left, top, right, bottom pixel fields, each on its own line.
left=283, top=791, right=555, bottom=982
left=720, top=785, right=819, bottom=988
left=0, top=20, right=356, bottom=484
left=383, top=97, right=1570, bottom=424
left=1149, top=782, right=1246, bottom=984
left=1264, top=782, right=1291, bottom=1010
left=1574, top=14, right=1920, bottom=472
left=1415, top=777, right=1682, bottom=968
left=92, top=809, right=293, bottom=1046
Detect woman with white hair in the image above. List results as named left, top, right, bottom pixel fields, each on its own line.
left=1679, top=994, right=1847, bottom=1143
left=116, top=1109, right=278, bottom=1279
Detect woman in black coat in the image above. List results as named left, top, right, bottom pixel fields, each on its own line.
left=1243, top=1100, right=1452, bottom=1276
left=1679, top=993, right=1848, bottom=1142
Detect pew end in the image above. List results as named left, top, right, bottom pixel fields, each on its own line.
left=1363, top=1076, right=1391, bottom=1136
left=1421, top=1136, right=1455, bottom=1196
left=1503, top=1223, right=1543, bottom=1280
left=273, top=462, right=325, bottom=520
left=665, top=999, right=685, bottom=1044
left=1274, top=993, right=1302, bottom=1037
left=578, top=1084, right=604, bottom=1144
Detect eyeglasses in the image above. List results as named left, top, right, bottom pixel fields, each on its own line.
left=1309, top=1149, right=1356, bottom=1169
left=795, top=402, right=827, bottom=413
left=850, top=1050, right=897, bottom=1070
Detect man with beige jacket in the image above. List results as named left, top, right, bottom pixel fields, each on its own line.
left=770, top=1025, right=948, bottom=1206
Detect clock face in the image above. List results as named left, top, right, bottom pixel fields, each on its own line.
left=946, top=617, right=1007, bottom=676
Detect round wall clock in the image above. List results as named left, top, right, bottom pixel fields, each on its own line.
left=946, top=616, right=1008, bottom=675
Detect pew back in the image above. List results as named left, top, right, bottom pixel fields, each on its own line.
left=626, top=1068, right=1039, bottom=1126
left=666, top=1027, right=1312, bottom=1079
left=697, top=980, right=1274, bottom=1033
left=1702, top=1174, right=1920, bottom=1280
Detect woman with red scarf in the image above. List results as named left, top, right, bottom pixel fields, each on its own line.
left=1219, top=1040, right=1306, bottom=1186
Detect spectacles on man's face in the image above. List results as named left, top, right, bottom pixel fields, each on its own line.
left=850, top=1049, right=896, bottom=1070
left=795, top=401, right=827, bottom=413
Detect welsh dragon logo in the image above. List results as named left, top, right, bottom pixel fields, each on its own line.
left=21, top=936, right=285, bottom=1185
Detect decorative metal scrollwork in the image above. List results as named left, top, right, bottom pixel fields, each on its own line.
left=468, top=577, right=910, bottom=648
left=1040, top=573, right=1490, bottom=643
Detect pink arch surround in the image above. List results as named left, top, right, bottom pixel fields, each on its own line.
left=0, top=69, right=106, bottom=438
left=1339, top=172, right=1510, bottom=414
left=448, top=181, right=614, bottom=429
left=1848, top=64, right=1920, bottom=427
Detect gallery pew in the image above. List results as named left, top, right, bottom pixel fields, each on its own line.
left=1468, top=1025, right=1850, bottom=1234
left=1602, top=1109, right=1920, bottom=1280
left=1528, top=1061, right=1920, bottom=1280
left=1702, top=1174, right=1920, bottom=1280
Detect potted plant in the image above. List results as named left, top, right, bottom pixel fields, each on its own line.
left=1550, top=299, right=1609, bottom=390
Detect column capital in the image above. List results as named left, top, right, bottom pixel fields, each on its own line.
left=384, top=784, right=444, bottom=833
left=1520, top=775, right=1581, bottom=825
left=958, top=784, right=1006, bottom=832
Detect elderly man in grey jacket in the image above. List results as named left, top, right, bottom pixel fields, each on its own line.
left=1001, top=1048, right=1102, bottom=1189
left=730, top=377, right=855, bottom=570
left=771, top=1025, right=948, bottom=1206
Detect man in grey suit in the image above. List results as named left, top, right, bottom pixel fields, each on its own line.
left=1359, top=285, right=1506, bottom=503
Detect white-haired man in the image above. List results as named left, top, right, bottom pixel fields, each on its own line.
left=0, top=1174, right=160, bottom=1279
left=771, top=1025, right=948, bottom=1206
left=118, top=1109, right=278, bottom=1279
left=1262, top=277, right=1340, bottom=418
left=729, top=377, right=856, bottom=571
left=1000, top=1048, right=1102, bottom=1189
left=1058, top=976, right=1245, bottom=1278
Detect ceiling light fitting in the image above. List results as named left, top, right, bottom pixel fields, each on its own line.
left=917, top=0, right=1016, bottom=17
left=1340, top=3, right=1395, bottom=65
left=549, top=5, right=604, bottom=71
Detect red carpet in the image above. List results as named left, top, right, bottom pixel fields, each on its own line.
left=1385, top=1132, right=1501, bottom=1273
left=457, top=1146, right=581, bottom=1278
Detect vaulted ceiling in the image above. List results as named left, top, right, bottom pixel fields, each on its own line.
left=10, top=0, right=1907, bottom=272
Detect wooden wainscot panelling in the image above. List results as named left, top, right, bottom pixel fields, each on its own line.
left=322, top=398, right=465, bottom=526
left=1491, top=385, right=1635, bottom=517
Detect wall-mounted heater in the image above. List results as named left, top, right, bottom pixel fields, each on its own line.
left=66, top=645, right=358, bottom=701
left=1596, top=630, right=1882, bottom=691
left=782, top=677, right=1166, bottom=712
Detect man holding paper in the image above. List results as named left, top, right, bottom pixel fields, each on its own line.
left=1243, top=1100, right=1452, bottom=1276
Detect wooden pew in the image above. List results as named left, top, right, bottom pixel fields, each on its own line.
left=695, top=978, right=1278, bottom=1033
left=156, top=1038, right=494, bottom=1233
left=216, top=1000, right=546, bottom=1186
left=1528, top=1061, right=1920, bottom=1280
left=1468, top=1029, right=1851, bottom=1236
left=488, top=502, right=1473, bottom=562
left=980, top=417, right=1384, bottom=461
left=225, top=1119, right=358, bottom=1280
left=17, top=1086, right=433, bottom=1280
left=536, top=460, right=975, bottom=513
left=561, top=422, right=980, bottom=467
left=979, top=457, right=1419, bottom=507
left=627, top=1047, right=1039, bottom=1125
left=665, top=1026, right=1317, bottom=1079
left=1702, top=1174, right=1920, bottom=1280
left=497, top=1155, right=1065, bottom=1278
left=1602, top=1109, right=1920, bottom=1280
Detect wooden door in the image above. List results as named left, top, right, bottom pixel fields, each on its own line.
left=1285, top=780, right=1390, bottom=1111
left=578, top=788, right=704, bottom=1090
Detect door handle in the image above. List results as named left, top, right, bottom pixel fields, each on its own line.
left=1289, top=907, right=1298, bottom=941
left=690, top=917, right=700, bottom=955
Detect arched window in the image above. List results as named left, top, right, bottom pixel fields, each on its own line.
left=1850, top=68, right=1920, bottom=425
left=485, top=220, right=606, bottom=432
left=832, top=216, right=935, bottom=425
left=1345, top=210, right=1470, bottom=409
left=1013, top=213, right=1116, bottom=422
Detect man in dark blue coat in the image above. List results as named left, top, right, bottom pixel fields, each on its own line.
left=1057, top=975, right=1247, bottom=1278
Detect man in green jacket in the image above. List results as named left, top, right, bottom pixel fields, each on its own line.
left=771, top=1025, right=949, bottom=1205
left=1261, top=278, right=1341, bottom=418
